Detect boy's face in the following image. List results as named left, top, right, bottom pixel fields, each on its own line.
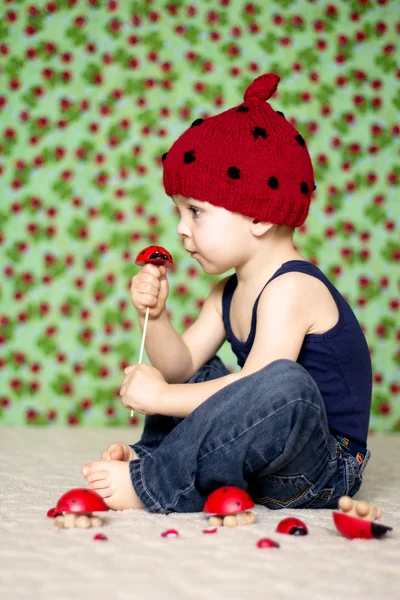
left=172, top=194, right=254, bottom=275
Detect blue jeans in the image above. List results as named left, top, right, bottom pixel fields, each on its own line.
left=129, top=356, right=371, bottom=514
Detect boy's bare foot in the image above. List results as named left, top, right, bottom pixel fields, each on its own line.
left=100, top=442, right=138, bottom=462
left=81, top=460, right=145, bottom=511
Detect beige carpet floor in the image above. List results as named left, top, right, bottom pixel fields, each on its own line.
left=0, top=428, right=399, bottom=600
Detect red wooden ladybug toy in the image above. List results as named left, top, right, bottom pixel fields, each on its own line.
left=276, top=517, right=308, bottom=535
left=135, top=246, right=173, bottom=267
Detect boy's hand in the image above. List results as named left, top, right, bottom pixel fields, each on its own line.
left=120, top=364, right=168, bottom=416
left=130, top=263, right=169, bottom=320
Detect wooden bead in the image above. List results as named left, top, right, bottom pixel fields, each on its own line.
left=247, top=511, right=256, bottom=524
left=55, top=516, right=65, bottom=528
left=90, top=516, right=102, bottom=527
left=223, top=515, right=238, bottom=527
left=362, top=504, right=382, bottom=522
left=75, top=515, right=91, bottom=529
left=338, top=496, right=353, bottom=512
left=236, top=512, right=249, bottom=526
left=64, top=513, right=77, bottom=528
left=355, top=501, right=370, bottom=517
left=209, top=516, right=223, bottom=527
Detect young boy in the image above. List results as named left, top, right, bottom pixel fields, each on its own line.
left=81, top=73, right=372, bottom=514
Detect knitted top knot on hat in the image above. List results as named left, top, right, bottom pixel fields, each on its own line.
left=162, top=73, right=316, bottom=228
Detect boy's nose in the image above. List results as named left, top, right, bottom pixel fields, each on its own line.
left=177, top=219, right=190, bottom=238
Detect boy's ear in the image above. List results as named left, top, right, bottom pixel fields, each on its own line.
left=250, top=219, right=275, bottom=236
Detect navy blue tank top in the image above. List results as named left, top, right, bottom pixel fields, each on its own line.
left=222, top=260, right=372, bottom=448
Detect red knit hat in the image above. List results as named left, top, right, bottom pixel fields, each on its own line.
left=162, top=73, right=316, bottom=228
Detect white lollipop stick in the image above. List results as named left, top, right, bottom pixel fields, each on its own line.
left=130, top=305, right=150, bottom=417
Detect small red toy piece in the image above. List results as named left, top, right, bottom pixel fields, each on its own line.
left=202, top=527, right=218, bottom=534
left=276, top=517, right=308, bottom=536
left=93, top=533, right=108, bottom=541
left=161, top=529, right=179, bottom=538
left=135, top=246, right=173, bottom=267
left=203, top=486, right=255, bottom=527
left=333, top=512, right=392, bottom=540
left=256, top=538, right=280, bottom=549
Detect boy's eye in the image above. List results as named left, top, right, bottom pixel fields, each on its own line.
left=189, top=207, right=201, bottom=218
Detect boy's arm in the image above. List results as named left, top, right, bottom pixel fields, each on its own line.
left=179, top=276, right=230, bottom=377
left=161, top=272, right=312, bottom=418
left=138, top=276, right=228, bottom=384
left=161, top=370, right=244, bottom=418
left=238, top=272, right=313, bottom=376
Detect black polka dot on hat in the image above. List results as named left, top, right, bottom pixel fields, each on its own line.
left=268, top=176, right=279, bottom=189
left=191, top=119, right=204, bottom=127
left=251, top=126, right=268, bottom=141
left=237, top=106, right=249, bottom=112
left=276, top=110, right=285, bottom=117
left=228, top=166, right=240, bottom=179
left=295, top=134, right=305, bottom=147
left=313, top=183, right=317, bottom=191
left=300, top=182, right=309, bottom=194
left=184, top=150, right=196, bottom=164
left=162, top=152, right=168, bottom=161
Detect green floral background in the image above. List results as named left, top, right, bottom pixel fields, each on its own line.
left=0, top=0, right=399, bottom=433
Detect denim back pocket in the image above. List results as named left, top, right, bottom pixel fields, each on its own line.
left=248, top=443, right=371, bottom=511
left=303, top=457, right=348, bottom=509
left=303, top=444, right=368, bottom=509
left=248, top=472, right=314, bottom=510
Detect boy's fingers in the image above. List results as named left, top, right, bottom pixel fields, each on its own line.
left=142, top=263, right=161, bottom=277
left=124, top=365, right=135, bottom=374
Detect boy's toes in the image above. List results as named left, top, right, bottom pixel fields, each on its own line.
left=90, top=487, right=112, bottom=499
left=81, top=460, right=103, bottom=478
left=107, top=442, right=126, bottom=461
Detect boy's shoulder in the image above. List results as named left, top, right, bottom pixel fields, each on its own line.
left=269, top=268, right=323, bottom=292
left=263, top=269, right=339, bottom=335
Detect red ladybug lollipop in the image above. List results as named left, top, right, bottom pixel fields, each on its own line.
left=135, top=246, right=173, bottom=267
left=128, top=246, right=174, bottom=417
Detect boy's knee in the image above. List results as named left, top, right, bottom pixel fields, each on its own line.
left=247, top=359, right=321, bottom=408
left=263, top=358, right=305, bottom=375
left=256, top=358, right=315, bottom=387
